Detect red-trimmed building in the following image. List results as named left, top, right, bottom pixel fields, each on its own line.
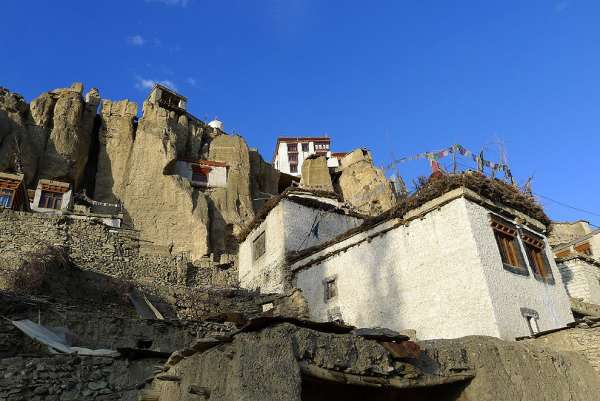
left=0, top=172, right=30, bottom=211
left=273, top=137, right=346, bottom=176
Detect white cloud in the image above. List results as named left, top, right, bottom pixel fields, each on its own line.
left=135, top=76, right=178, bottom=91
left=186, top=77, right=197, bottom=87
left=128, top=34, right=146, bottom=46
left=145, top=0, right=189, bottom=7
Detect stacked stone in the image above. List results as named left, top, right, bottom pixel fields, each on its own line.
left=0, top=209, right=237, bottom=290
left=0, top=355, right=127, bottom=401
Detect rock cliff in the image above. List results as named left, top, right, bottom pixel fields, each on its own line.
left=335, top=148, right=396, bottom=215
left=0, top=84, right=280, bottom=260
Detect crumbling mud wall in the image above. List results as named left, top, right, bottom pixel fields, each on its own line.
left=525, top=321, right=600, bottom=373
left=142, top=323, right=600, bottom=401
left=0, top=209, right=237, bottom=289
left=419, top=336, right=600, bottom=401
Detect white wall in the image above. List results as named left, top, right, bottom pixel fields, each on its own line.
left=174, top=161, right=227, bottom=188
left=464, top=201, right=573, bottom=340
left=558, top=258, right=600, bottom=305
left=274, top=141, right=329, bottom=176
left=239, top=198, right=363, bottom=293
left=293, top=197, right=574, bottom=341
left=239, top=203, right=286, bottom=293
left=293, top=197, right=500, bottom=340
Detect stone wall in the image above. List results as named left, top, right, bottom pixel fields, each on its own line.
left=0, top=209, right=237, bottom=289
left=558, top=257, right=600, bottom=305
left=0, top=355, right=159, bottom=401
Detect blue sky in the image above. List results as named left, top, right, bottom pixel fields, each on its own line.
left=2, top=0, right=599, bottom=224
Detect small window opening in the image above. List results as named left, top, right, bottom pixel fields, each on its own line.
left=136, top=339, right=153, bottom=349
left=39, top=190, right=63, bottom=209
left=301, top=143, right=309, bottom=152
left=526, top=316, right=540, bottom=335
left=0, top=189, right=14, bottom=208
left=253, top=231, right=266, bottom=261
left=324, top=278, right=337, bottom=301
left=290, top=164, right=298, bottom=174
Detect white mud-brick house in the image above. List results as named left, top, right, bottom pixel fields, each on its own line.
left=273, top=137, right=345, bottom=176
left=31, top=179, right=72, bottom=213
left=550, top=221, right=600, bottom=305
left=238, top=189, right=365, bottom=294
left=240, top=174, right=574, bottom=341
left=173, top=159, right=228, bottom=188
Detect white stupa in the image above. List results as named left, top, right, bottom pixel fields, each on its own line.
left=208, top=118, right=223, bottom=130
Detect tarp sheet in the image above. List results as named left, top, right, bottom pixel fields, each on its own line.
left=11, top=319, right=120, bottom=357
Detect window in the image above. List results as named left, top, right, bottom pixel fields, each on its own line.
left=0, top=189, right=13, bottom=208
left=287, top=143, right=297, bottom=152
left=290, top=164, right=298, bottom=174
left=191, top=164, right=209, bottom=184
left=575, top=242, right=593, bottom=256
left=253, top=231, right=266, bottom=261
left=521, top=308, right=540, bottom=335
left=526, top=316, right=539, bottom=335
left=522, top=233, right=554, bottom=283
left=301, top=143, right=309, bottom=152
left=324, top=277, right=337, bottom=301
left=39, top=190, right=63, bottom=209
left=491, top=218, right=527, bottom=274
left=288, top=152, right=298, bottom=162
left=555, top=249, right=571, bottom=258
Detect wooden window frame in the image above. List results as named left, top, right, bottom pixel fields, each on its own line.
left=39, top=190, right=63, bottom=210
left=491, top=218, right=529, bottom=276
left=522, top=232, right=555, bottom=284
left=575, top=242, right=592, bottom=256
left=253, top=231, right=266, bottom=261
left=301, top=143, right=309, bottom=152
left=289, top=163, right=298, bottom=174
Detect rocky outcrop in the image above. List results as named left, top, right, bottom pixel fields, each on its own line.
left=419, top=336, right=600, bottom=401
left=299, top=155, right=334, bottom=192
left=118, top=98, right=210, bottom=259
left=336, top=149, right=396, bottom=215
left=206, top=134, right=256, bottom=255
left=94, top=99, right=137, bottom=203
left=0, top=83, right=100, bottom=188
left=0, top=83, right=280, bottom=259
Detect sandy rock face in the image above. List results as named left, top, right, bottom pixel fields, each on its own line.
left=94, top=99, right=138, bottom=203
left=119, top=99, right=211, bottom=259
left=0, top=83, right=99, bottom=188
left=337, top=148, right=396, bottom=215
left=300, top=155, right=334, bottom=192
left=206, top=134, right=255, bottom=254
left=0, top=88, right=32, bottom=179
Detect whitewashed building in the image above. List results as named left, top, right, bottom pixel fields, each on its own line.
left=239, top=179, right=574, bottom=341
left=550, top=221, right=600, bottom=305
left=273, top=137, right=346, bottom=176
left=31, top=179, right=73, bottom=213
left=238, top=189, right=364, bottom=293
left=173, top=159, right=228, bottom=188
